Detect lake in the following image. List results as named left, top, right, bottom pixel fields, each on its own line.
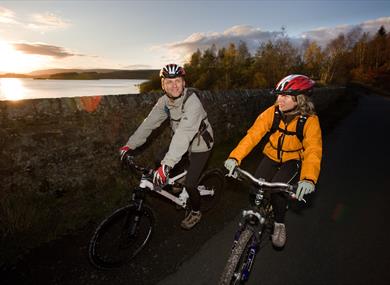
left=0, top=78, right=147, bottom=101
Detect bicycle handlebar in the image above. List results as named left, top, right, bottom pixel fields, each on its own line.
left=234, top=167, right=299, bottom=199
left=236, top=168, right=293, bottom=190
left=124, top=156, right=153, bottom=175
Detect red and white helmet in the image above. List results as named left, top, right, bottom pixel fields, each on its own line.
left=160, top=64, right=186, bottom=78
left=273, top=74, right=315, bottom=96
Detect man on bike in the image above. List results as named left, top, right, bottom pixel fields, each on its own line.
left=224, top=74, right=322, bottom=247
left=120, top=63, right=214, bottom=230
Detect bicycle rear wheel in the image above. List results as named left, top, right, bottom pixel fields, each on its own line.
left=198, top=168, right=224, bottom=212
left=219, top=228, right=254, bottom=285
left=88, top=204, right=154, bottom=269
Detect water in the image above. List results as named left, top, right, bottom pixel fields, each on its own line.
left=0, top=78, right=147, bottom=101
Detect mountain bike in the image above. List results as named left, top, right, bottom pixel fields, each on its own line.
left=88, top=156, right=224, bottom=269
left=219, top=167, right=302, bottom=285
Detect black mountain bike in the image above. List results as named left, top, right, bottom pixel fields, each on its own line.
left=88, top=157, right=224, bottom=269
left=219, top=167, right=302, bottom=285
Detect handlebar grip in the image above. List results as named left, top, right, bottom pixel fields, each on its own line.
left=289, top=184, right=298, bottom=199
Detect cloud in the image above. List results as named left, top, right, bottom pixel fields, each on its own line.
left=27, top=12, right=71, bottom=32
left=157, top=17, right=390, bottom=64
left=12, top=43, right=82, bottom=58
left=155, top=25, right=283, bottom=63
left=300, top=16, right=390, bottom=47
left=0, top=6, right=17, bottom=24
left=0, top=6, right=70, bottom=32
left=123, top=64, right=154, bottom=70
left=360, top=16, right=390, bottom=34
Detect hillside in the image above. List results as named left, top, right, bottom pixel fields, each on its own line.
left=0, top=69, right=159, bottom=80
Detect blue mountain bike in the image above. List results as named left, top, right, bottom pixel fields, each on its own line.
left=219, top=167, right=300, bottom=284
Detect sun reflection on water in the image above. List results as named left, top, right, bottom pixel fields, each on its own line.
left=0, top=78, right=26, bottom=101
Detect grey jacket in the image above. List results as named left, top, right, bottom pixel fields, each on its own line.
left=126, top=88, right=214, bottom=168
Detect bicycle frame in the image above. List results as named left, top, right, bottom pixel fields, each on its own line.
left=222, top=166, right=297, bottom=283
left=89, top=159, right=223, bottom=270
left=136, top=164, right=216, bottom=209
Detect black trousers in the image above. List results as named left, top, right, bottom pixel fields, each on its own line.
left=253, top=156, right=300, bottom=223
left=156, top=150, right=211, bottom=211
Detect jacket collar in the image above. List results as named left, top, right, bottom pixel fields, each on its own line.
left=166, top=88, right=187, bottom=107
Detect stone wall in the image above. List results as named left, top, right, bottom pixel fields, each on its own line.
left=0, top=87, right=348, bottom=260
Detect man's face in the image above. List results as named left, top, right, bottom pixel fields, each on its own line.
left=162, top=77, right=185, bottom=98
left=277, top=94, right=298, bottom=112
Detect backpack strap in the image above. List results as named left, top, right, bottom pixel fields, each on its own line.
left=270, top=106, right=281, bottom=135
left=166, top=88, right=213, bottom=149
left=163, top=88, right=195, bottom=119
left=264, top=106, right=309, bottom=161
left=184, top=88, right=214, bottom=149
left=181, top=87, right=197, bottom=112
left=269, top=106, right=308, bottom=143
left=295, top=115, right=308, bottom=142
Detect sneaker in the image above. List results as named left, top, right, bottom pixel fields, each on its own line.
left=272, top=222, right=287, bottom=247
left=180, top=210, right=202, bottom=230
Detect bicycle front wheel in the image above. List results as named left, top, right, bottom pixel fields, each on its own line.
left=219, top=228, right=254, bottom=285
left=88, top=204, right=154, bottom=269
left=198, top=168, right=224, bottom=212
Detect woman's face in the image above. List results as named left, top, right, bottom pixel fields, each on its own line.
left=277, top=94, right=298, bottom=112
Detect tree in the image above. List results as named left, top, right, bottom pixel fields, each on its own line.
left=253, top=39, right=300, bottom=87
left=139, top=25, right=390, bottom=92
left=322, top=34, right=351, bottom=83
left=302, top=41, right=324, bottom=80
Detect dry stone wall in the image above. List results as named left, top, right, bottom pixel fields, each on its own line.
left=0, top=87, right=347, bottom=258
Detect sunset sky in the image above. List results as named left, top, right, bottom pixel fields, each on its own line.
left=0, top=0, right=389, bottom=74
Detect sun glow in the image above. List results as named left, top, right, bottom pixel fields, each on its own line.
left=0, top=78, right=27, bottom=101
left=0, top=40, right=47, bottom=74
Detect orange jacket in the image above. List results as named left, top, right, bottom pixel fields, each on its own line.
left=229, top=105, right=322, bottom=183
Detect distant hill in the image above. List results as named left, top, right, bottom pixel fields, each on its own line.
left=0, top=68, right=158, bottom=80
left=38, top=69, right=158, bottom=80
left=29, top=68, right=147, bottom=76
left=0, top=73, right=30, bottom=78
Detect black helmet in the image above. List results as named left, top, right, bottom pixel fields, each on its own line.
left=160, top=63, right=186, bottom=78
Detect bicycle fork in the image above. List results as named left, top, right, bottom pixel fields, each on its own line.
left=127, top=188, right=146, bottom=237
left=241, top=244, right=257, bottom=282
left=231, top=211, right=265, bottom=281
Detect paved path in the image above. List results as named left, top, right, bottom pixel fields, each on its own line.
left=3, top=94, right=389, bottom=285
left=158, top=94, right=390, bottom=285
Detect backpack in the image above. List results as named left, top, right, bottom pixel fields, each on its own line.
left=262, top=106, right=308, bottom=161
left=163, top=88, right=214, bottom=149
left=269, top=106, right=308, bottom=142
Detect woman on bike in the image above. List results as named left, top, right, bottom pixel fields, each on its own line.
left=224, top=74, right=322, bottom=247
left=120, top=63, right=214, bottom=230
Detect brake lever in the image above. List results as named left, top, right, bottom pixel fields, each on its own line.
left=290, top=192, right=306, bottom=203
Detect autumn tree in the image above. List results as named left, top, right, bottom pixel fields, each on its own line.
left=139, top=25, right=390, bottom=92
left=302, top=40, right=324, bottom=80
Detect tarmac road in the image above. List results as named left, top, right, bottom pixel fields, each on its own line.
left=158, top=94, right=390, bottom=285
left=2, top=93, right=389, bottom=285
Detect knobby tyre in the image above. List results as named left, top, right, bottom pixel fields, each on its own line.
left=88, top=204, right=154, bottom=269
left=198, top=168, right=224, bottom=212
left=219, top=228, right=254, bottom=285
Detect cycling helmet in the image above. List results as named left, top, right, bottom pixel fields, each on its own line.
left=273, top=74, right=315, bottom=96
left=160, top=64, right=186, bottom=78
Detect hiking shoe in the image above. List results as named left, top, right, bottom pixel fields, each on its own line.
left=181, top=210, right=202, bottom=230
left=272, top=222, right=287, bottom=247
